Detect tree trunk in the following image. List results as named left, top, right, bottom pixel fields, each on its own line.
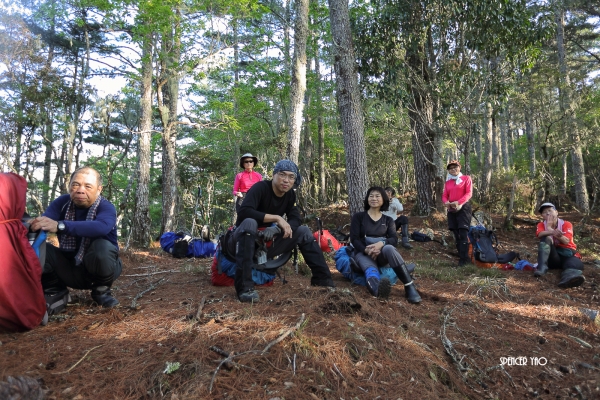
left=480, top=102, right=493, bottom=202
left=525, top=106, right=536, bottom=177
left=328, top=0, right=369, bottom=215
left=157, top=15, right=182, bottom=234
left=500, top=112, right=509, bottom=170
left=287, top=0, right=309, bottom=163
left=131, top=33, right=153, bottom=246
left=492, top=111, right=500, bottom=169
left=556, top=6, right=589, bottom=212
left=313, top=25, right=326, bottom=203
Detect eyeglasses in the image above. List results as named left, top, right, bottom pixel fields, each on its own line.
left=243, top=160, right=254, bottom=164
left=276, top=171, right=296, bottom=181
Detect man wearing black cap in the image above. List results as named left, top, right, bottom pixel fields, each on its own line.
left=534, top=203, right=585, bottom=288
left=227, top=159, right=334, bottom=302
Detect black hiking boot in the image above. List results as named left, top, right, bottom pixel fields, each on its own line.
left=400, top=224, right=413, bottom=249
left=238, top=289, right=260, bottom=303
left=378, top=277, right=392, bottom=299
left=392, top=263, right=422, bottom=304
left=558, top=269, right=585, bottom=289
left=91, top=286, right=119, bottom=308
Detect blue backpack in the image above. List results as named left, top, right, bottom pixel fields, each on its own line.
left=160, top=231, right=216, bottom=258
left=334, top=247, right=398, bottom=286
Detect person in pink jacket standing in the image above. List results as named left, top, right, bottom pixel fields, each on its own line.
left=442, top=160, right=473, bottom=267
left=233, top=153, right=263, bottom=213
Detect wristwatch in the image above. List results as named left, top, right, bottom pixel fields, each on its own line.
left=57, top=221, right=66, bottom=232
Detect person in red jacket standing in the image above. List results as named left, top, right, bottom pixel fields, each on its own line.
left=534, top=202, right=585, bottom=288
left=233, top=153, right=262, bottom=213
left=442, top=160, right=473, bottom=267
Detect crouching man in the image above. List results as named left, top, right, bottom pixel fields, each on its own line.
left=227, top=160, right=334, bottom=302
left=534, top=202, right=585, bottom=288
left=30, top=167, right=122, bottom=308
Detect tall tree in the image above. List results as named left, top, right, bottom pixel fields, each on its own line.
left=287, top=0, right=309, bottom=163
left=328, top=0, right=369, bottom=215
left=555, top=3, right=589, bottom=212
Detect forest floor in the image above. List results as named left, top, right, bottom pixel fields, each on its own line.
left=1, top=206, right=600, bottom=399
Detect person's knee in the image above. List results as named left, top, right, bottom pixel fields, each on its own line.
left=539, top=236, right=553, bottom=245
left=397, top=216, right=408, bottom=225
left=458, top=229, right=469, bottom=242
left=85, top=240, right=119, bottom=275
left=295, top=226, right=315, bottom=245
left=238, top=218, right=258, bottom=233
left=564, top=257, right=584, bottom=271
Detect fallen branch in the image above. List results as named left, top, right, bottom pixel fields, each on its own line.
left=123, top=270, right=179, bottom=277
left=262, top=313, right=306, bottom=355
left=52, top=345, right=103, bottom=375
left=130, top=278, right=166, bottom=309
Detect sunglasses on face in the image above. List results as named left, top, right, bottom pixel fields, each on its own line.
left=244, top=160, right=254, bottom=164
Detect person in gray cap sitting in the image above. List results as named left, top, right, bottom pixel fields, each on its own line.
left=534, top=202, right=585, bottom=288
left=226, top=159, right=335, bottom=302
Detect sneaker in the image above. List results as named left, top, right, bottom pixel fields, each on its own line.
left=378, top=278, right=391, bottom=299
left=91, top=287, right=120, bottom=308
left=366, top=277, right=380, bottom=297
left=238, top=289, right=259, bottom=303
left=44, top=289, right=70, bottom=315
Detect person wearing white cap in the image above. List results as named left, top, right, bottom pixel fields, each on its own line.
left=442, top=160, right=473, bottom=267
left=233, top=153, right=262, bottom=213
left=534, top=203, right=585, bottom=288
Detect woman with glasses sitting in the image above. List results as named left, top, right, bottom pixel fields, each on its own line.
left=233, top=153, right=263, bottom=213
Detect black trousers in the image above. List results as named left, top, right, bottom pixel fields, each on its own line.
left=227, top=218, right=333, bottom=292
left=394, top=215, right=408, bottom=231
left=542, top=239, right=584, bottom=272
left=42, top=239, right=122, bottom=290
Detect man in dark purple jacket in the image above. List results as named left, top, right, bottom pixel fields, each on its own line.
left=30, top=167, right=121, bottom=308
left=227, top=160, right=334, bottom=303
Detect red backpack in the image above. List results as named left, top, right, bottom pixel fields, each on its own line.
left=313, top=218, right=343, bottom=253
left=0, top=173, right=47, bottom=332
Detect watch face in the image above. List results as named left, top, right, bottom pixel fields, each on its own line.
left=58, top=222, right=65, bottom=231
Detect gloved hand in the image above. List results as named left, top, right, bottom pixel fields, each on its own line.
left=261, top=226, right=281, bottom=241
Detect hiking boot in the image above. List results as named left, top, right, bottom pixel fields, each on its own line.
left=378, top=277, right=392, bottom=299
left=558, top=269, right=585, bottom=289
left=44, top=288, right=71, bottom=315
left=366, top=276, right=380, bottom=297
left=534, top=241, right=551, bottom=277
left=238, top=289, right=259, bottom=303
left=91, top=286, right=119, bottom=308
left=392, top=263, right=422, bottom=304
left=458, top=241, right=470, bottom=266
left=400, top=224, right=413, bottom=249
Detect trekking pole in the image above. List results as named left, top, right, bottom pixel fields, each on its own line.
left=190, top=186, right=202, bottom=238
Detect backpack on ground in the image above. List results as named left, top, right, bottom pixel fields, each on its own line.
left=210, top=227, right=300, bottom=287
left=410, top=231, right=432, bottom=242
left=334, top=246, right=398, bottom=286
left=160, top=231, right=216, bottom=258
left=468, top=225, right=518, bottom=265
left=313, top=217, right=343, bottom=253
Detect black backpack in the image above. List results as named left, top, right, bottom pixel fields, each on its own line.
left=468, top=225, right=518, bottom=264
left=410, top=231, right=432, bottom=242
